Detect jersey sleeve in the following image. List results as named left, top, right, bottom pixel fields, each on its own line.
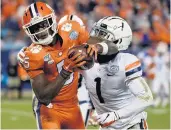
left=24, top=46, right=44, bottom=79
left=124, top=53, right=142, bottom=81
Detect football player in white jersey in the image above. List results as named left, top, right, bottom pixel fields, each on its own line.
left=152, top=42, right=169, bottom=107
left=82, top=16, right=153, bottom=129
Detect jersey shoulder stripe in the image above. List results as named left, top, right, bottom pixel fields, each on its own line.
left=125, top=66, right=142, bottom=77
left=125, top=60, right=141, bottom=72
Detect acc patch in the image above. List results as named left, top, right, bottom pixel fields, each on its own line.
left=107, top=65, right=119, bottom=76
left=44, top=53, right=54, bottom=64
left=30, top=45, right=42, bottom=53
left=69, top=31, right=78, bottom=40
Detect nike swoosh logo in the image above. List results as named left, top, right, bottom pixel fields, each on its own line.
left=103, top=114, right=110, bottom=122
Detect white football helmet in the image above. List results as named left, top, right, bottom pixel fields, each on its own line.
left=90, top=16, right=132, bottom=51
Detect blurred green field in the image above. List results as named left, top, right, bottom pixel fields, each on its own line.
left=1, top=98, right=170, bottom=129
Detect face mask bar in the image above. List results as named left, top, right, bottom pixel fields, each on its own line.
left=90, top=23, right=116, bottom=42
left=28, top=19, right=51, bottom=34
left=23, top=14, right=57, bottom=45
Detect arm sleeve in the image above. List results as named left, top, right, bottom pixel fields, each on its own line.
left=117, top=77, right=153, bottom=119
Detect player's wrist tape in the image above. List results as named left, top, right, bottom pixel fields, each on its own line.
left=97, top=42, right=108, bottom=55
left=60, top=67, right=72, bottom=79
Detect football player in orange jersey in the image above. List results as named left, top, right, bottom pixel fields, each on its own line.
left=17, top=2, right=93, bottom=129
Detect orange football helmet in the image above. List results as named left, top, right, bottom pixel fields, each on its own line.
left=22, top=2, right=57, bottom=45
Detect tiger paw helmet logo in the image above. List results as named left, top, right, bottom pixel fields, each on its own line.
left=61, top=23, right=72, bottom=32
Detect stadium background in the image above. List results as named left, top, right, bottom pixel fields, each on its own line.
left=1, top=0, right=170, bottom=129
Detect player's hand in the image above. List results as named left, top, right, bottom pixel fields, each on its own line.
left=63, top=51, right=86, bottom=72
left=94, top=111, right=120, bottom=128
left=84, top=44, right=98, bottom=61
left=17, top=47, right=29, bottom=68
left=17, top=47, right=27, bottom=64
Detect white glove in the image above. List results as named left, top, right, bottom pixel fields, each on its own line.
left=17, top=47, right=27, bottom=64
left=17, top=47, right=29, bottom=68
left=95, top=111, right=120, bottom=128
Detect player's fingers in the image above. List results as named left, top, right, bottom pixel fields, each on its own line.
left=25, top=57, right=29, bottom=60
left=70, top=52, right=82, bottom=61
left=88, top=46, right=97, bottom=61
left=17, top=54, right=24, bottom=63
left=87, top=46, right=92, bottom=54
left=96, top=116, right=102, bottom=122
left=75, top=61, right=86, bottom=67
left=19, top=51, right=25, bottom=57
left=94, top=50, right=97, bottom=61
left=21, top=47, right=27, bottom=51
left=74, top=55, right=86, bottom=63
left=100, top=121, right=115, bottom=128
left=89, top=48, right=93, bottom=56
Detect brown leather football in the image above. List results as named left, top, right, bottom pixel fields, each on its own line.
left=68, top=45, right=94, bottom=70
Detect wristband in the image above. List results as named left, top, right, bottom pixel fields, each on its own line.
left=60, top=67, right=72, bottom=79
left=97, top=42, right=108, bottom=55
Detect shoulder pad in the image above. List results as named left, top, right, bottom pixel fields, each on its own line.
left=24, top=45, right=45, bottom=71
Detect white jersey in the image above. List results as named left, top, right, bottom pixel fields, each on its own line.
left=153, top=53, right=169, bottom=80
left=151, top=53, right=170, bottom=95
left=82, top=52, right=147, bottom=129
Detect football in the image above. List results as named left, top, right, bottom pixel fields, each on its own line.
left=68, top=45, right=95, bottom=70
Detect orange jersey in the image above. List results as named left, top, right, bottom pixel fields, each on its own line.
left=24, top=19, right=89, bottom=104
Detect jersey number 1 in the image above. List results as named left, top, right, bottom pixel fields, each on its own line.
left=94, top=77, right=105, bottom=103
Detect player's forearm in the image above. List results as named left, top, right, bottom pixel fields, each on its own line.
left=117, top=96, right=152, bottom=119
left=32, top=69, right=71, bottom=106
left=117, top=77, right=153, bottom=119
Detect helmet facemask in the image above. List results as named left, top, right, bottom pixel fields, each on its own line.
left=90, top=23, right=119, bottom=54
left=23, top=14, right=57, bottom=45
left=90, top=23, right=116, bottom=42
